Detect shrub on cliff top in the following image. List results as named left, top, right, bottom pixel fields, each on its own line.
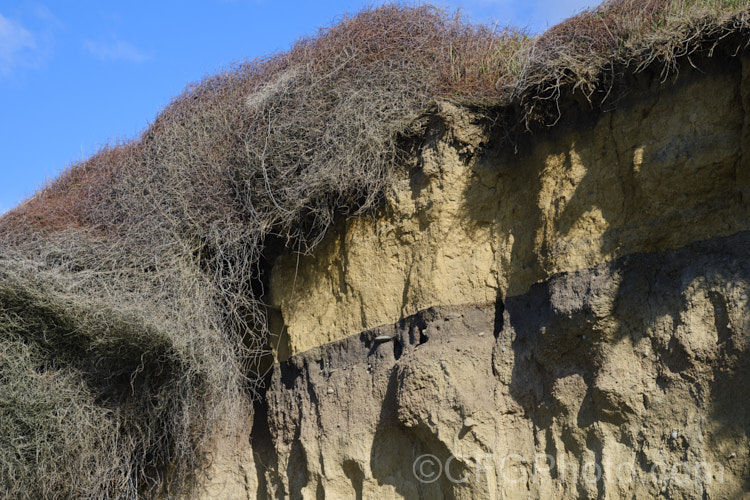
left=517, top=0, right=750, bottom=123
left=0, top=1, right=748, bottom=497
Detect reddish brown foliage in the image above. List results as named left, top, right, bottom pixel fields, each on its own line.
left=535, top=0, right=671, bottom=55
left=0, top=143, right=135, bottom=237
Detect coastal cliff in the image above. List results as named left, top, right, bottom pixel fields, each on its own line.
left=2, top=3, right=749, bottom=499
left=206, top=56, right=750, bottom=499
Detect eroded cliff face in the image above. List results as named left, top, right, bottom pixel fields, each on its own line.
left=203, top=57, right=750, bottom=499
left=270, top=57, right=750, bottom=358
left=258, top=236, right=750, bottom=499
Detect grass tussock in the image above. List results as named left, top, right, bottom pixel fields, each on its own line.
left=1, top=1, right=749, bottom=497
left=517, top=0, right=750, bottom=122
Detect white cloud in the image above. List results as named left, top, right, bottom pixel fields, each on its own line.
left=0, top=13, right=37, bottom=76
left=32, top=5, right=64, bottom=30
left=85, top=39, right=153, bottom=63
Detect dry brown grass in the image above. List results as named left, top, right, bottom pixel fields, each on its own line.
left=516, top=0, right=750, bottom=125
left=0, top=143, right=131, bottom=234
left=0, top=1, right=748, bottom=497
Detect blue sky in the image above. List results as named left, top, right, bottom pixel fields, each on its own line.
left=0, top=0, right=599, bottom=215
